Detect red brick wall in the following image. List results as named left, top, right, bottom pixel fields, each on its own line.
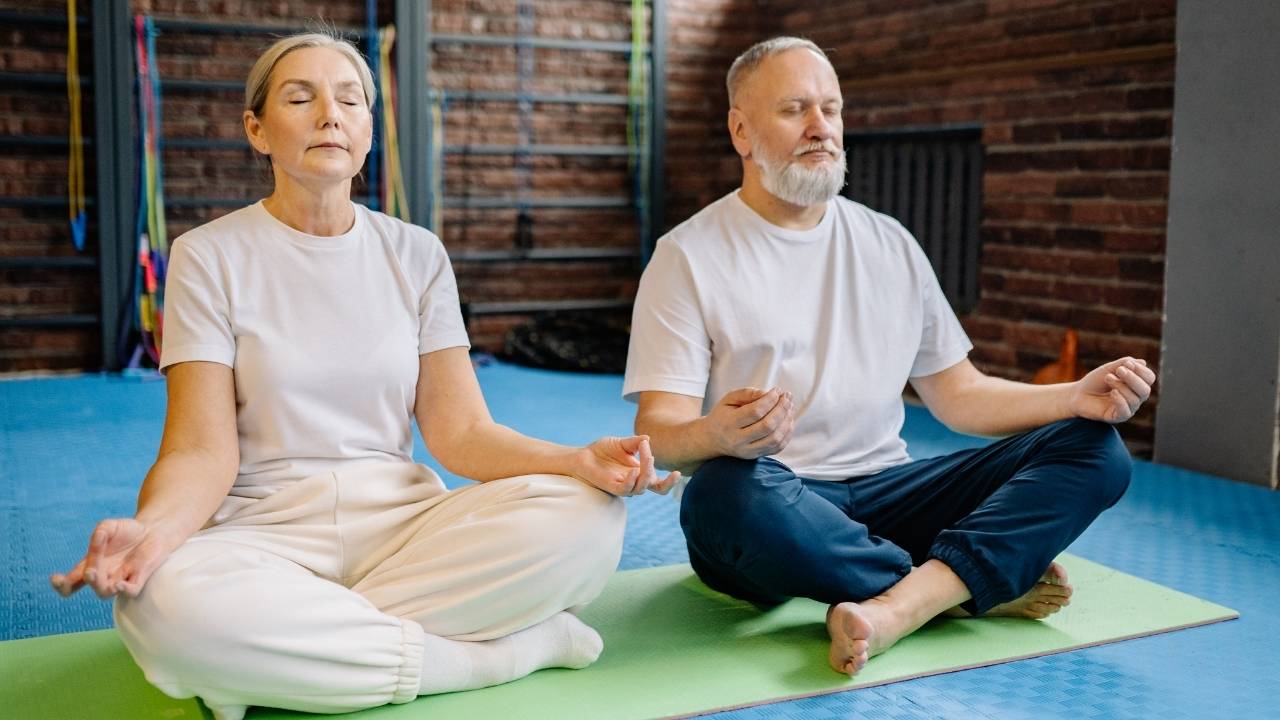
left=770, top=0, right=1175, bottom=452
left=0, top=0, right=652, bottom=367
left=662, top=0, right=771, bottom=229
left=0, top=0, right=99, bottom=371
left=3, top=0, right=1177, bottom=453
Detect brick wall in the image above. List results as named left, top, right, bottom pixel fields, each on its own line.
left=0, top=0, right=653, bottom=368
left=766, top=0, right=1175, bottom=452
left=0, top=0, right=99, bottom=371
left=2, top=0, right=1176, bottom=453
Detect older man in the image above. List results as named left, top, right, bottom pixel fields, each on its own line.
left=623, top=37, right=1155, bottom=676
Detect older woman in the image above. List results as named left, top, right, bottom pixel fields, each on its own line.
left=50, top=33, right=676, bottom=720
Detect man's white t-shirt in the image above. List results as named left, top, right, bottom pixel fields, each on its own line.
left=160, top=201, right=471, bottom=496
left=623, top=191, right=972, bottom=481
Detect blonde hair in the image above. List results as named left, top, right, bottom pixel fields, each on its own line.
left=244, top=32, right=376, bottom=116
left=726, top=37, right=831, bottom=107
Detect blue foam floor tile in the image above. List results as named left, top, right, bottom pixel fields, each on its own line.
left=3, top=363, right=1279, bottom=719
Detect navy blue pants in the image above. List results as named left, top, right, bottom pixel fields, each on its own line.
left=679, top=418, right=1132, bottom=614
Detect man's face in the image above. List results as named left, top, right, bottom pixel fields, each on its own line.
left=733, top=48, right=846, bottom=206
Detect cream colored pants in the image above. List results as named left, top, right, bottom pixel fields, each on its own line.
left=114, top=462, right=625, bottom=717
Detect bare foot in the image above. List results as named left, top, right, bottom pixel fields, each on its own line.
left=826, top=600, right=900, bottom=676
left=983, top=562, right=1073, bottom=619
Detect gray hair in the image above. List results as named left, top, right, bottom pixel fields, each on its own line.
left=726, top=37, right=831, bottom=107
left=245, top=32, right=376, bottom=116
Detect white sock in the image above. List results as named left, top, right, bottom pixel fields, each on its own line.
left=418, top=611, right=604, bottom=695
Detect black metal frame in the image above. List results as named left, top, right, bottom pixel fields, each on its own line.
left=402, top=2, right=668, bottom=315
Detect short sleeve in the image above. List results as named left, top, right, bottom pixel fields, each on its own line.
left=622, top=239, right=712, bottom=402
left=159, top=239, right=236, bottom=372
left=417, top=241, right=471, bottom=354
left=907, top=241, right=973, bottom=378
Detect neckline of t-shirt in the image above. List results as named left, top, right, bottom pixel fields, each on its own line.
left=730, top=189, right=834, bottom=243
left=253, top=200, right=365, bottom=248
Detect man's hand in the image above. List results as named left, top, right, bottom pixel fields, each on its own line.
left=1067, top=357, right=1156, bottom=424
left=574, top=435, right=682, bottom=497
left=705, top=387, right=796, bottom=459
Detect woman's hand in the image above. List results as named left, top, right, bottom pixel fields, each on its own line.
left=50, top=518, right=174, bottom=600
left=573, top=435, right=682, bottom=497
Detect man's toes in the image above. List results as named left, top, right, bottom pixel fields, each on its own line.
left=1043, top=561, right=1069, bottom=585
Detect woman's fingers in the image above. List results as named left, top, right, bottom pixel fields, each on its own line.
left=50, top=557, right=88, bottom=597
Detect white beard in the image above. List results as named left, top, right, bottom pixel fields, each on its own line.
left=751, top=137, right=847, bottom=207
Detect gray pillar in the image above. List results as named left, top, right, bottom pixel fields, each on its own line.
left=1155, top=0, right=1280, bottom=488
left=92, top=0, right=136, bottom=371
left=395, top=0, right=431, bottom=229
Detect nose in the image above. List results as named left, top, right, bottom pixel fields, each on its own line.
left=316, top=94, right=342, bottom=128
left=804, top=106, right=837, bottom=141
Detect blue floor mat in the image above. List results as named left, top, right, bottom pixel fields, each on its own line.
left=3, top=362, right=1278, bottom=719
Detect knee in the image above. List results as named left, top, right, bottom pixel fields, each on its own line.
left=682, top=456, right=794, bottom=540
left=114, top=551, right=246, bottom=683
left=517, top=475, right=625, bottom=570
left=1054, top=418, right=1133, bottom=508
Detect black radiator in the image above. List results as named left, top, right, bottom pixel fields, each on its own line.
left=844, top=125, right=984, bottom=314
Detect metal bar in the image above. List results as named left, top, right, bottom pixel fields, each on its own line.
left=444, top=144, right=633, bottom=156
left=397, top=0, right=431, bottom=226
left=0, top=257, right=98, bottom=269
left=94, top=0, right=135, bottom=371
left=846, top=123, right=984, bottom=142
left=432, top=90, right=629, bottom=105
left=150, top=17, right=368, bottom=39
left=0, top=10, right=88, bottom=27
left=911, top=141, right=928, bottom=242
left=0, top=197, right=96, bottom=208
left=161, top=78, right=243, bottom=92
left=0, top=315, right=99, bottom=328
left=430, top=33, right=641, bottom=54
left=927, top=142, right=945, bottom=278
left=450, top=247, right=638, bottom=262
left=945, top=143, right=964, bottom=299
left=164, top=138, right=251, bottom=150
left=962, top=142, right=984, bottom=312
left=443, top=196, right=632, bottom=209
left=0, top=135, right=92, bottom=148
left=467, top=299, right=633, bottom=315
left=645, top=0, right=667, bottom=265
left=0, top=71, right=90, bottom=88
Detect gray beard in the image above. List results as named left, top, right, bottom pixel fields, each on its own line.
left=752, top=141, right=848, bottom=207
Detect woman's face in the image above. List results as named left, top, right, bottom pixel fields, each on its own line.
left=244, top=46, right=373, bottom=190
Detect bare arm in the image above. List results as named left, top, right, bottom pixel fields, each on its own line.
left=415, top=347, right=676, bottom=495
left=52, top=360, right=239, bottom=598
left=135, top=361, right=240, bottom=546
left=635, top=387, right=795, bottom=474
left=911, top=357, right=1156, bottom=437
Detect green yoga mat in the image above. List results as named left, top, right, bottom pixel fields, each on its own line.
left=2, top=554, right=1237, bottom=720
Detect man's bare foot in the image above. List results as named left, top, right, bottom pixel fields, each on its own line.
left=826, top=600, right=899, bottom=676
left=949, top=562, right=1072, bottom=619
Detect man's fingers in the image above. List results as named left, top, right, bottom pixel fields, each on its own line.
left=1106, top=374, right=1141, bottom=412
left=743, top=391, right=791, bottom=437
left=732, top=389, right=783, bottom=428
left=721, top=387, right=768, bottom=407
left=1116, top=365, right=1151, bottom=401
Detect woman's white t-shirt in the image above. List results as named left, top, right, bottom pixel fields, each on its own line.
left=160, top=201, right=470, bottom=496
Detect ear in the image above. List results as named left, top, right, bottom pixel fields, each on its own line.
left=243, top=110, right=271, bottom=156
left=727, top=107, right=752, bottom=159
